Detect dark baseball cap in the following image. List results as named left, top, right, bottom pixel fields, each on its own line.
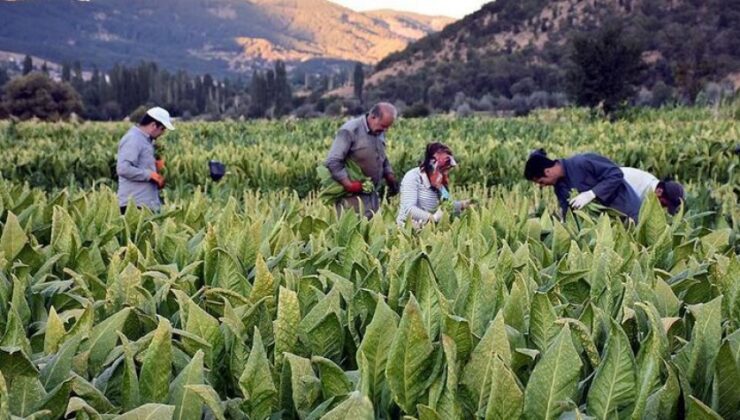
left=661, top=181, right=684, bottom=215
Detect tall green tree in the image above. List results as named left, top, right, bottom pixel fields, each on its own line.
left=353, top=62, right=364, bottom=102
left=565, top=20, right=645, bottom=116
left=61, top=62, right=71, bottom=82
left=274, top=61, right=292, bottom=117
left=72, top=61, right=84, bottom=91
left=1, top=73, right=83, bottom=121
left=0, top=67, right=9, bottom=88
left=22, top=55, right=33, bottom=75
left=249, top=71, right=269, bottom=118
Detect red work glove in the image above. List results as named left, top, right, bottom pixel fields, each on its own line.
left=155, top=159, right=165, bottom=172
left=150, top=172, right=165, bottom=189
left=344, top=180, right=364, bottom=194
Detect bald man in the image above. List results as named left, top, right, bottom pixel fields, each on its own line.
left=325, top=102, right=399, bottom=218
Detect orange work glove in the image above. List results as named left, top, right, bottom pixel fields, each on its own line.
left=150, top=172, right=165, bottom=189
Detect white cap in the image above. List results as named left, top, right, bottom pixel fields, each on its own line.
left=146, top=106, right=175, bottom=130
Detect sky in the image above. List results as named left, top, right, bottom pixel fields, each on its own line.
left=328, top=0, right=488, bottom=18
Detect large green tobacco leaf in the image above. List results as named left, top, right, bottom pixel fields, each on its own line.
left=674, top=296, right=722, bottom=400
left=298, top=286, right=342, bottom=345
left=239, top=328, right=276, bottom=420
left=0, top=211, right=27, bottom=265
left=185, top=384, right=226, bottom=420
left=644, top=362, right=680, bottom=420
left=304, top=312, right=344, bottom=361
left=0, top=305, right=31, bottom=355
left=50, top=205, right=79, bottom=266
left=523, top=325, right=582, bottom=420
left=274, top=286, right=300, bottom=368
left=43, top=306, right=66, bottom=354
left=168, top=350, right=205, bottom=420
left=182, top=295, right=221, bottom=367
left=636, top=194, right=669, bottom=247
left=587, top=319, right=636, bottom=419
left=461, top=311, right=511, bottom=413
left=435, top=334, right=461, bottom=419
left=529, top=292, right=559, bottom=353
left=81, top=307, right=132, bottom=376
left=8, top=375, right=46, bottom=417
left=321, top=391, right=374, bottom=420
left=114, top=403, right=176, bottom=419
left=405, top=253, right=443, bottom=339
left=119, top=333, right=141, bottom=412
left=280, top=353, right=320, bottom=417
left=385, top=295, right=436, bottom=414
left=139, top=317, right=173, bottom=404
left=357, top=298, right=399, bottom=407
left=34, top=377, right=73, bottom=419
left=312, top=356, right=352, bottom=399
left=686, top=396, right=722, bottom=420
left=40, top=333, right=82, bottom=391
left=712, top=341, right=740, bottom=419
left=483, top=354, right=523, bottom=420
left=632, top=302, right=669, bottom=419
left=462, top=264, right=499, bottom=338
left=250, top=254, right=276, bottom=306
left=442, top=314, right=473, bottom=363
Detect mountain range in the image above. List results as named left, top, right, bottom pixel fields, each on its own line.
left=363, top=0, right=740, bottom=109
left=0, top=0, right=453, bottom=75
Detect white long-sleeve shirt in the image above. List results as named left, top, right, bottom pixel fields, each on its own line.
left=396, top=167, right=461, bottom=226
left=117, top=126, right=160, bottom=210
left=621, top=167, right=659, bottom=201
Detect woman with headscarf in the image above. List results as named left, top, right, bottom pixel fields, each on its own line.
left=396, top=142, right=473, bottom=227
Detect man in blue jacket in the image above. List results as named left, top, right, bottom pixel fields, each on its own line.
left=524, top=149, right=642, bottom=222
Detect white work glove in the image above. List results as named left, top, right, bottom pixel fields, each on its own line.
left=569, top=190, right=596, bottom=210
left=432, top=209, right=444, bottom=223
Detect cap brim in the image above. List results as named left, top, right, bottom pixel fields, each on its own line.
left=667, top=201, right=681, bottom=215
left=162, top=120, right=175, bottom=130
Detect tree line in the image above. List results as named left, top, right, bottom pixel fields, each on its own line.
left=0, top=58, right=303, bottom=121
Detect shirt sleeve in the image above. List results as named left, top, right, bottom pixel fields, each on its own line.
left=398, top=172, right=433, bottom=224
left=554, top=182, right=571, bottom=219
left=382, top=155, right=394, bottom=178
left=116, top=137, right=151, bottom=182
left=325, top=129, right=353, bottom=182
left=586, top=155, right=625, bottom=204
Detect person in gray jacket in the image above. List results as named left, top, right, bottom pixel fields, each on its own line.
left=117, top=107, right=174, bottom=213
left=324, top=102, right=399, bottom=218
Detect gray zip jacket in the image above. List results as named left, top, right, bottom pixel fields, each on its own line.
left=116, top=126, right=160, bottom=210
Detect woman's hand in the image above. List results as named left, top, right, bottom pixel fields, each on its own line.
left=460, top=199, right=474, bottom=210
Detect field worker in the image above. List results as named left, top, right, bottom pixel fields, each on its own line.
left=621, top=167, right=685, bottom=215
left=397, top=142, right=473, bottom=227
left=117, top=106, right=174, bottom=213
left=325, top=102, right=399, bottom=218
left=524, top=149, right=641, bottom=222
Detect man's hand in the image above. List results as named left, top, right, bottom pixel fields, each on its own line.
left=150, top=172, right=166, bottom=189
left=155, top=159, right=165, bottom=172
left=569, top=190, right=596, bottom=209
left=343, top=180, right=364, bottom=194
left=385, top=174, right=399, bottom=197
